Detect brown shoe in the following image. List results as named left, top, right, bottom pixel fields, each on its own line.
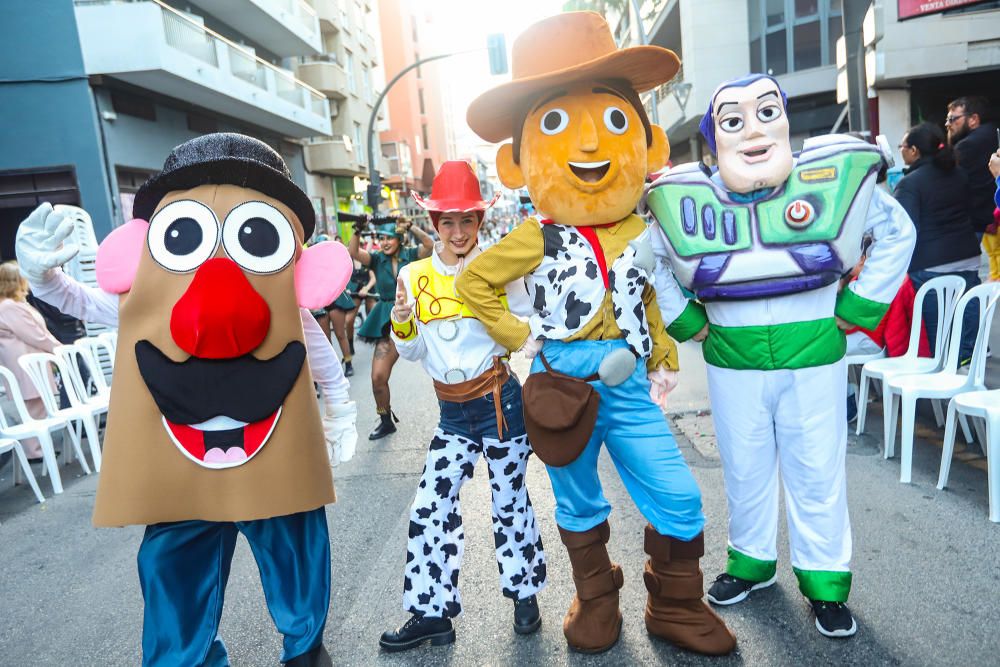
left=558, top=521, right=624, bottom=653
left=643, top=525, right=736, bottom=656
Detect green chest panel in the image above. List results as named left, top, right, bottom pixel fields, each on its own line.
left=755, top=151, right=881, bottom=245
left=645, top=181, right=752, bottom=258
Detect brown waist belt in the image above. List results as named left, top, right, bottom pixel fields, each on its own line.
left=433, top=356, right=510, bottom=439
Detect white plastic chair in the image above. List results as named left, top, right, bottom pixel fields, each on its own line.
left=0, top=436, right=44, bottom=503
left=56, top=344, right=110, bottom=407
left=0, top=366, right=79, bottom=495
left=937, top=389, right=1000, bottom=522
left=19, top=353, right=102, bottom=473
left=78, top=335, right=115, bottom=389
left=884, top=283, right=1000, bottom=483
left=98, top=331, right=118, bottom=358
left=857, top=275, right=966, bottom=436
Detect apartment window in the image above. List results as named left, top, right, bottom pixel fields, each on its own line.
left=354, top=122, right=365, bottom=165
left=748, top=0, right=841, bottom=75
left=186, top=112, right=217, bottom=133
left=421, top=124, right=430, bottom=154
left=346, top=51, right=356, bottom=93
left=418, top=89, right=426, bottom=115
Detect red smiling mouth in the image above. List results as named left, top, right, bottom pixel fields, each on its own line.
left=740, top=145, right=774, bottom=161
left=164, top=409, right=281, bottom=469
left=568, top=160, right=611, bottom=183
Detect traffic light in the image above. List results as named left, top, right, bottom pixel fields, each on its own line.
left=487, top=34, right=507, bottom=76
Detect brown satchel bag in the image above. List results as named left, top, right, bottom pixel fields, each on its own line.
left=522, top=352, right=600, bottom=467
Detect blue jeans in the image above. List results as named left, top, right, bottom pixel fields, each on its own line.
left=137, top=508, right=330, bottom=666
left=438, top=376, right=526, bottom=442
left=530, top=339, right=705, bottom=540
left=909, top=269, right=981, bottom=363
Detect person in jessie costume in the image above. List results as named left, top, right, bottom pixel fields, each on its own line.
left=643, top=74, right=914, bottom=637
left=378, top=160, right=547, bottom=652
left=457, top=12, right=735, bottom=656
left=15, top=133, right=359, bottom=666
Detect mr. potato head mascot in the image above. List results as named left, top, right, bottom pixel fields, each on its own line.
left=457, top=12, right=735, bottom=656
left=15, top=133, right=357, bottom=667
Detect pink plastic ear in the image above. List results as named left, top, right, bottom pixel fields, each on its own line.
left=96, top=218, right=150, bottom=294
left=295, top=241, right=353, bottom=310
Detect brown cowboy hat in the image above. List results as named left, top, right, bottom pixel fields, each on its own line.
left=467, top=11, right=680, bottom=144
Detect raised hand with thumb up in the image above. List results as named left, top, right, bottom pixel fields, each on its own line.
left=391, top=276, right=413, bottom=322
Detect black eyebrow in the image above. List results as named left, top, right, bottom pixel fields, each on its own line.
left=532, top=90, right=568, bottom=113
left=716, top=100, right=738, bottom=114
left=757, top=90, right=779, bottom=101
left=592, top=86, right=628, bottom=102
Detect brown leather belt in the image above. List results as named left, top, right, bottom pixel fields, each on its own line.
left=433, top=356, right=510, bottom=438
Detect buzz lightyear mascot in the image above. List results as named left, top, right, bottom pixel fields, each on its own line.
left=644, top=74, right=915, bottom=638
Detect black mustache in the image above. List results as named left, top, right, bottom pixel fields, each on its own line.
left=134, top=340, right=306, bottom=425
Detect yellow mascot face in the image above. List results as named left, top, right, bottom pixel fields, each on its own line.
left=496, top=82, right=669, bottom=226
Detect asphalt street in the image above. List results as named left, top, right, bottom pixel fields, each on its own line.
left=1, top=333, right=999, bottom=666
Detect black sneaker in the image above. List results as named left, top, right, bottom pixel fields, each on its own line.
left=706, top=572, right=776, bottom=606
left=811, top=600, right=857, bottom=638
left=343, top=360, right=354, bottom=377
left=513, top=594, right=541, bottom=634
left=379, top=614, right=455, bottom=652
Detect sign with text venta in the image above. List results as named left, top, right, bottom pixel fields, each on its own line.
left=898, top=0, right=992, bottom=20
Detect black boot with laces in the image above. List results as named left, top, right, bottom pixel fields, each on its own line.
left=379, top=614, right=455, bottom=652
left=368, top=410, right=398, bottom=440
left=513, top=594, right=541, bottom=634
left=811, top=599, right=857, bottom=637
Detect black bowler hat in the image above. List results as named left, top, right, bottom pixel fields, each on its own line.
left=133, top=133, right=316, bottom=238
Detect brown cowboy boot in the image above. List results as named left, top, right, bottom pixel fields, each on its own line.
left=643, top=525, right=737, bottom=655
left=558, top=521, right=624, bottom=653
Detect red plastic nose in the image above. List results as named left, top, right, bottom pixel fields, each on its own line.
left=170, top=258, right=271, bottom=359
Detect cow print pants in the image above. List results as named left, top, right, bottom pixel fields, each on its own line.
left=403, top=428, right=546, bottom=619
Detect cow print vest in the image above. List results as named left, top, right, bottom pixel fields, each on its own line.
left=526, top=221, right=653, bottom=359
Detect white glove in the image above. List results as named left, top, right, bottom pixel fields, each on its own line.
left=15, top=203, right=81, bottom=285
left=520, top=336, right=543, bottom=360
left=324, top=400, right=358, bottom=466
left=648, top=368, right=679, bottom=410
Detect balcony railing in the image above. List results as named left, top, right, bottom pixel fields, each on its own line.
left=260, top=0, right=319, bottom=44
left=154, top=1, right=327, bottom=116
left=75, top=0, right=330, bottom=135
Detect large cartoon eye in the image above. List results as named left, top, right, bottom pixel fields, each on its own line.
left=719, top=114, right=744, bottom=133
left=147, top=200, right=219, bottom=273
left=603, top=106, right=629, bottom=134
left=540, top=108, right=569, bottom=135
left=757, top=103, right=783, bottom=123
left=222, top=201, right=296, bottom=274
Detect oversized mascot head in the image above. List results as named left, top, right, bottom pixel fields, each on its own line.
left=466, top=11, right=678, bottom=226
left=699, top=73, right=793, bottom=194
left=92, top=133, right=351, bottom=526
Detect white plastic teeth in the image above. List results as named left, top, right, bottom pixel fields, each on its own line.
left=568, top=160, right=611, bottom=169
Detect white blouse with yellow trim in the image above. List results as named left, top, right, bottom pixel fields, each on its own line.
left=391, top=247, right=530, bottom=384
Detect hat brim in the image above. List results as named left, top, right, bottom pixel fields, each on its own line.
left=467, top=46, right=680, bottom=144
left=410, top=190, right=501, bottom=213
left=133, top=157, right=316, bottom=239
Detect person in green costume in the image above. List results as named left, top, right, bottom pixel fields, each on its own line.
left=349, top=216, right=433, bottom=439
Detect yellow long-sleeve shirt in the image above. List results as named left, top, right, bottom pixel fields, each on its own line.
left=456, top=215, right=679, bottom=372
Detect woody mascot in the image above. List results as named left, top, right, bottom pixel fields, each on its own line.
left=379, top=160, right=547, bottom=652
left=458, top=12, right=735, bottom=656
left=643, top=74, right=915, bottom=637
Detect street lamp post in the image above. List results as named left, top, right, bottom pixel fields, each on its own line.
left=365, top=53, right=453, bottom=210
left=365, top=37, right=507, bottom=210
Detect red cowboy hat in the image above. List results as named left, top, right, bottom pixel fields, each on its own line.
left=410, top=160, right=501, bottom=214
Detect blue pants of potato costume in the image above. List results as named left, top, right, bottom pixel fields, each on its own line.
left=137, top=508, right=330, bottom=667
left=530, top=339, right=704, bottom=540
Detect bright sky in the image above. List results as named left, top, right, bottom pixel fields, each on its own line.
left=420, top=0, right=569, bottom=159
